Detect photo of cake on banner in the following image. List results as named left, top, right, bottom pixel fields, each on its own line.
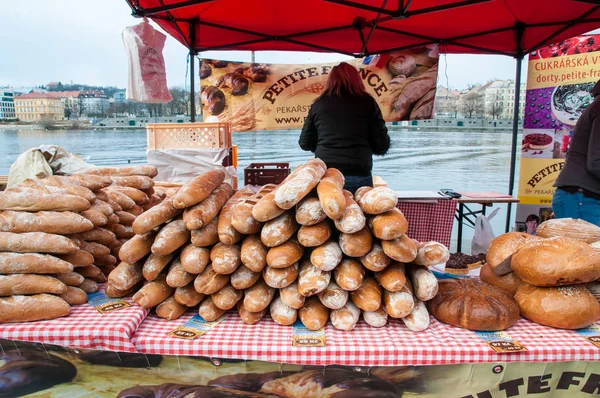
left=198, top=45, right=439, bottom=132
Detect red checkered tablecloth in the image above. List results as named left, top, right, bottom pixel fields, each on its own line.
left=397, top=200, right=456, bottom=247
left=0, top=289, right=149, bottom=353
left=131, top=310, right=600, bottom=367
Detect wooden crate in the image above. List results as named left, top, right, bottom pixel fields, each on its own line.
left=146, top=123, right=232, bottom=150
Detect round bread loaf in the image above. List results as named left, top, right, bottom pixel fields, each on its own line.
left=511, top=236, right=600, bottom=286
left=486, top=232, right=537, bottom=276
left=515, top=283, right=600, bottom=329
left=427, top=279, right=520, bottom=331
left=536, top=217, right=600, bottom=243
left=479, top=263, right=522, bottom=296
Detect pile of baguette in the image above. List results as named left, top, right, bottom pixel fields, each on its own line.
left=113, top=159, right=450, bottom=331
left=0, top=165, right=163, bottom=323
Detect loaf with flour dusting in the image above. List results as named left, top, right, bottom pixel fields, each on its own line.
left=275, top=158, right=327, bottom=209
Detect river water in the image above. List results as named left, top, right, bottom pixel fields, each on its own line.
left=0, top=127, right=521, bottom=251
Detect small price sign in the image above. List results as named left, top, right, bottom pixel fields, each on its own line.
left=167, top=314, right=225, bottom=340
left=87, top=292, right=131, bottom=314
left=292, top=320, right=326, bottom=347
left=475, top=331, right=528, bottom=354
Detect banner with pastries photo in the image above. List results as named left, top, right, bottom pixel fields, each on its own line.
left=199, top=46, right=439, bottom=132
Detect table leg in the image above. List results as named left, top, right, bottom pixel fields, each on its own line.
left=457, top=203, right=464, bottom=253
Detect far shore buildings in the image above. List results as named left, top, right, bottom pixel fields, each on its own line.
left=0, top=88, right=16, bottom=120
left=14, top=92, right=64, bottom=121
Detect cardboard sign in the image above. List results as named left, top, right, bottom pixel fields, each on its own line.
left=475, top=330, right=528, bottom=353
left=167, top=314, right=225, bottom=340
left=575, top=324, right=600, bottom=348
left=87, top=292, right=131, bottom=314
left=292, top=319, right=326, bottom=347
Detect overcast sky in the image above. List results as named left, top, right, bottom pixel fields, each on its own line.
left=2, top=0, right=531, bottom=90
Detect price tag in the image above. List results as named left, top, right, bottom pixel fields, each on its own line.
left=575, top=324, right=600, bottom=348
left=167, top=314, right=225, bottom=340
left=292, top=319, right=326, bottom=347
left=87, top=292, right=131, bottom=314
left=474, top=331, right=528, bottom=353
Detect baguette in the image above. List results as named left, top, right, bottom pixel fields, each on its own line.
left=0, top=211, right=94, bottom=234
left=73, top=239, right=110, bottom=257
left=26, top=179, right=96, bottom=203
left=190, top=217, right=220, bottom=247
left=266, top=239, right=303, bottom=268
left=360, top=243, right=391, bottom=272
left=180, top=244, right=210, bottom=274
left=133, top=275, right=173, bottom=308
left=133, top=197, right=183, bottom=235
left=174, top=283, right=205, bottom=307
left=128, top=205, right=144, bottom=216
left=82, top=165, right=158, bottom=178
left=355, top=186, right=398, bottom=215
left=298, top=260, right=331, bottom=296
left=89, top=272, right=107, bottom=284
left=166, top=259, right=196, bottom=288
left=297, top=221, right=332, bottom=248
left=104, top=223, right=135, bottom=239
left=330, top=301, right=360, bottom=331
left=0, top=232, right=79, bottom=254
left=57, top=250, right=94, bottom=267
left=275, top=158, right=327, bottom=209
left=333, top=259, right=365, bottom=291
left=252, top=191, right=284, bottom=222
left=156, top=296, right=187, bottom=320
left=218, top=188, right=255, bottom=245
left=92, top=195, right=118, bottom=214
left=0, top=190, right=91, bottom=212
left=376, top=262, right=407, bottom=292
left=100, top=189, right=136, bottom=210
left=75, top=265, right=102, bottom=278
left=183, top=183, right=234, bottom=230
left=334, top=190, right=366, bottom=234
left=80, top=209, right=108, bottom=227
left=401, top=299, right=430, bottom=332
left=100, top=264, right=117, bottom=275
left=240, top=234, right=268, bottom=272
left=270, top=296, right=298, bottom=326
left=108, top=261, right=144, bottom=291
left=316, top=168, right=346, bottom=220
left=80, top=278, right=99, bottom=293
left=363, top=306, right=388, bottom=328
left=0, top=253, right=73, bottom=274
left=384, top=281, right=414, bottom=318
left=339, top=227, right=373, bottom=257
left=210, top=242, right=242, bottom=275
left=66, top=174, right=113, bottom=190
left=298, top=296, right=329, bottom=330
left=381, top=234, right=418, bottom=263
left=194, top=264, right=229, bottom=295
left=105, top=283, right=137, bottom=298
left=142, top=252, right=176, bottom=281
left=173, top=170, right=226, bottom=209
left=369, top=208, right=408, bottom=240
left=243, top=279, right=275, bottom=312
left=408, top=265, right=439, bottom=301
left=94, top=254, right=117, bottom=267
left=237, top=301, right=266, bottom=325
left=0, top=294, right=70, bottom=322
left=414, top=241, right=450, bottom=267
left=261, top=211, right=299, bottom=247
left=280, top=281, right=306, bottom=309
left=0, top=274, right=67, bottom=296
left=295, top=195, right=327, bottom=226
left=318, top=281, right=348, bottom=310
left=60, top=286, right=88, bottom=306
left=151, top=220, right=190, bottom=256
left=115, top=211, right=136, bottom=225
left=110, top=175, right=155, bottom=190
left=107, top=186, right=149, bottom=205
left=310, top=240, right=343, bottom=271
left=117, top=230, right=157, bottom=263
left=350, top=277, right=382, bottom=312
left=212, top=284, right=243, bottom=310
left=230, top=264, right=261, bottom=290
left=73, top=227, right=117, bottom=246
left=55, top=271, right=85, bottom=286
left=231, top=199, right=262, bottom=235
left=199, top=296, right=226, bottom=321
left=263, top=263, right=299, bottom=289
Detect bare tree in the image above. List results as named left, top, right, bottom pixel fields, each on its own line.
left=461, top=93, right=484, bottom=118
left=168, top=86, right=188, bottom=116
left=488, top=95, right=504, bottom=119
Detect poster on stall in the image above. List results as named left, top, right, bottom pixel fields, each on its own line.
left=199, top=45, right=439, bottom=131
left=516, top=35, right=600, bottom=234
left=3, top=339, right=599, bottom=397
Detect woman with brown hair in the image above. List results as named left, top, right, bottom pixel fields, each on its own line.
left=298, top=62, right=391, bottom=194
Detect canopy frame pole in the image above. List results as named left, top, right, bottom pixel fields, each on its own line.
left=189, top=20, right=197, bottom=122
left=133, top=0, right=213, bottom=17
left=506, top=23, right=525, bottom=232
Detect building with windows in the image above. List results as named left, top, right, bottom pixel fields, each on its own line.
left=0, top=88, right=16, bottom=120
left=79, top=90, right=109, bottom=116
left=481, top=80, right=526, bottom=119
left=47, top=91, right=81, bottom=118
left=14, top=93, right=65, bottom=121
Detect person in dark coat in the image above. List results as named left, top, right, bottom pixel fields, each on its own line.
left=553, top=80, right=600, bottom=225
left=298, top=62, right=391, bottom=194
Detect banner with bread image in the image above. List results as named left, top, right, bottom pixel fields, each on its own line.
left=199, top=46, right=439, bottom=132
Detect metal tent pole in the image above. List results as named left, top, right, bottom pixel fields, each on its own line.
left=505, top=56, right=523, bottom=232
left=189, top=21, right=197, bottom=122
